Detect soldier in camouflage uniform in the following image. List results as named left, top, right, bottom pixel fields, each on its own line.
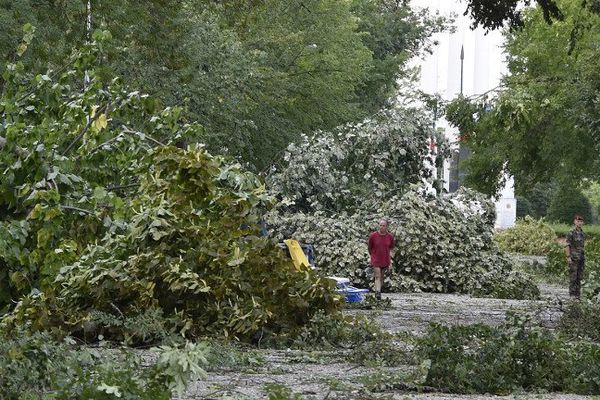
left=565, top=214, right=585, bottom=298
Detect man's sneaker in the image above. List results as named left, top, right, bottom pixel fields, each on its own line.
left=375, top=291, right=382, bottom=300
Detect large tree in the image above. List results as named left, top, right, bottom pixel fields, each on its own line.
left=446, top=0, right=600, bottom=195
left=0, top=0, right=447, bottom=169
left=461, top=0, right=599, bottom=30
left=462, top=0, right=564, bottom=30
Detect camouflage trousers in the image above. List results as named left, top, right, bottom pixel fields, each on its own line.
left=569, top=258, right=585, bottom=298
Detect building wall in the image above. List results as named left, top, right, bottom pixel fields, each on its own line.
left=409, top=0, right=516, bottom=229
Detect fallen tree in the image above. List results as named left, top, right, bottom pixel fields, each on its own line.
left=0, top=38, right=339, bottom=342
left=266, top=102, right=539, bottom=299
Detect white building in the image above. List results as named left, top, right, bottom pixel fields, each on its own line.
left=410, top=0, right=516, bottom=229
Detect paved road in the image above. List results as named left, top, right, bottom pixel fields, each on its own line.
left=181, top=285, right=592, bottom=400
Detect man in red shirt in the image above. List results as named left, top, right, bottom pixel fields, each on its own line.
left=368, top=219, right=395, bottom=300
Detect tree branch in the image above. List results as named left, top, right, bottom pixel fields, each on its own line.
left=0, top=135, right=30, bottom=158
left=61, top=102, right=110, bottom=156
left=120, top=126, right=166, bottom=147
left=59, top=205, right=94, bottom=215
left=79, top=133, right=124, bottom=160
left=106, top=183, right=139, bottom=191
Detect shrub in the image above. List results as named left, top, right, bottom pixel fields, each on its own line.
left=417, top=317, right=600, bottom=395
left=289, top=310, right=408, bottom=367
left=494, top=216, right=558, bottom=256
left=559, top=300, right=600, bottom=342
left=0, top=329, right=208, bottom=399
left=472, top=270, right=540, bottom=300
left=291, top=310, right=382, bottom=350
left=547, top=185, right=593, bottom=224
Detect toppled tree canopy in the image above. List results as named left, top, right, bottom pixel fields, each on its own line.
left=268, top=187, right=539, bottom=299
left=0, top=39, right=339, bottom=341
left=267, top=105, right=438, bottom=213
left=16, top=146, right=337, bottom=341
left=267, top=103, right=539, bottom=300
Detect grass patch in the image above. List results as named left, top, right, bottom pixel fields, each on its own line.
left=548, top=222, right=600, bottom=238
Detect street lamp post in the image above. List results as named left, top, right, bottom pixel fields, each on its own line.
left=449, top=44, right=465, bottom=193
left=457, top=44, right=470, bottom=188
left=460, top=45, right=464, bottom=95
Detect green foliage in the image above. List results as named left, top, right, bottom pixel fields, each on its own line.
left=513, top=256, right=567, bottom=285
left=266, top=98, right=533, bottom=299
left=463, top=0, right=564, bottom=30
left=349, top=334, right=410, bottom=367
left=547, top=184, right=593, bottom=224
left=0, top=329, right=208, bottom=399
left=267, top=104, right=435, bottom=213
left=559, top=300, right=600, bottom=342
left=349, top=0, right=448, bottom=113
left=3, top=146, right=340, bottom=341
left=86, top=308, right=178, bottom=346
left=546, top=237, right=571, bottom=278
left=445, top=96, right=507, bottom=195
left=269, top=185, right=539, bottom=299
left=527, top=182, right=556, bottom=218
left=289, top=310, right=407, bottom=367
left=446, top=1, right=600, bottom=194
left=204, top=341, right=265, bottom=371
left=264, top=383, right=303, bottom=400
left=0, top=1, right=447, bottom=169
left=515, top=195, right=532, bottom=218
left=292, top=311, right=381, bottom=350
left=583, top=181, right=600, bottom=223
left=417, top=316, right=600, bottom=394
left=0, top=40, right=340, bottom=341
left=494, top=216, right=559, bottom=255
left=0, top=38, right=200, bottom=313
left=357, top=369, right=417, bottom=393
left=473, top=270, right=541, bottom=300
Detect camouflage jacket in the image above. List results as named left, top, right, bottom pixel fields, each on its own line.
left=566, top=228, right=585, bottom=260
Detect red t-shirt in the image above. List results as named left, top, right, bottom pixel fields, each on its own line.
left=368, top=231, right=395, bottom=268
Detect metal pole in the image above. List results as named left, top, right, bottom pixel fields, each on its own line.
left=450, top=45, right=465, bottom=193
left=460, top=44, right=464, bottom=95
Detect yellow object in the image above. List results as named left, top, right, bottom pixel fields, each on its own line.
left=284, top=239, right=311, bottom=271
